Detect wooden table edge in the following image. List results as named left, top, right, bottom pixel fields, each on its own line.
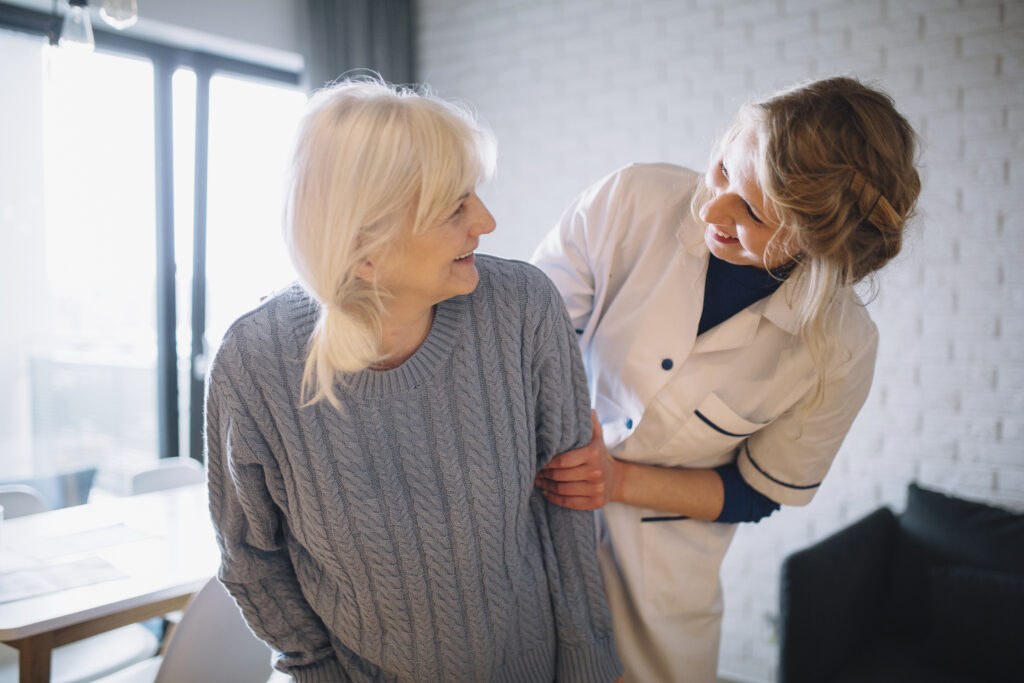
left=5, top=591, right=196, bottom=683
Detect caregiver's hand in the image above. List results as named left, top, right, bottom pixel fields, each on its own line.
left=535, top=411, right=624, bottom=510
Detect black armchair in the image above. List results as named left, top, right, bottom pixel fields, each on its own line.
left=778, top=483, right=1024, bottom=683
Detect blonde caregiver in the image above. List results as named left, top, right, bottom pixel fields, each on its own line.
left=532, top=76, right=921, bottom=682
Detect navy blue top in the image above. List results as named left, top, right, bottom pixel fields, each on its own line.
left=714, top=462, right=780, bottom=523
left=697, top=254, right=786, bottom=336
left=697, top=255, right=788, bottom=523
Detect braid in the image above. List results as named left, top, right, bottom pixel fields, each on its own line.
left=733, top=76, right=921, bottom=413
left=845, top=169, right=903, bottom=277
left=848, top=170, right=896, bottom=230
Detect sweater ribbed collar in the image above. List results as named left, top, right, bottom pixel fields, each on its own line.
left=339, top=294, right=466, bottom=397
left=280, top=282, right=467, bottom=398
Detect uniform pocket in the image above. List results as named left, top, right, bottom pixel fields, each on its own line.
left=655, top=393, right=768, bottom=467
left=640, top=516, right=736, bottom=618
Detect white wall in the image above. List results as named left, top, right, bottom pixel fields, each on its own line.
left=418, top=0, right=1024, bottom=680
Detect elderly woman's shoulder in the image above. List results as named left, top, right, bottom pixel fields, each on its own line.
left=211, top=284, right=315, bottom=366
left=474, top=254, right=563, bottom=311
left=475, top=254, right=557, bottom=291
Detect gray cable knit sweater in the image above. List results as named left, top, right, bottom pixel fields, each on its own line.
left=205, top=256, right=623, bottom=683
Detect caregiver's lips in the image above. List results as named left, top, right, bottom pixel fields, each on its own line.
left=710, top=226, right=739, bottom=243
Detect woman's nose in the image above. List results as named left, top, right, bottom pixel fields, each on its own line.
left=471, top=199, right=497, bottom=236
left=699, top=192, right=730, bottom=227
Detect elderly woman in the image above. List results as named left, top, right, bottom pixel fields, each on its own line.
left=532, top=76, right=922, bottom=681
left=205, top=79, right=623, bottom=682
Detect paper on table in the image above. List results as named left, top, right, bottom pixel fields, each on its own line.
left=0, top=556, right=128, bottom=604
left=17, top=524, right=157, bottom=561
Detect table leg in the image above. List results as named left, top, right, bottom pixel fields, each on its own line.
left=3, top=591, right=195, bottom=682
left=12, top=631, right=53, bottom=683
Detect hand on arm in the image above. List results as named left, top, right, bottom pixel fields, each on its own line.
left=534, top=412, right=623, bottom=508
left=535, top=411, right=726, bottom=521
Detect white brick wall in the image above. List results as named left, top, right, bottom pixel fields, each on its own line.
left=418, top=1, right=1024, bottom=680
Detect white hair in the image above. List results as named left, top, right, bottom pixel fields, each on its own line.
left=283, top=77, right=496, bottom=408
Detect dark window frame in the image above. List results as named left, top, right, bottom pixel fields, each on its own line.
left=0, top=1, right=302, bottom=463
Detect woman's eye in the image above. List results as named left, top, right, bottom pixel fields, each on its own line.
left=447, top=193, right=472, bottom=222
left=720, top=160, right=729, bottom=179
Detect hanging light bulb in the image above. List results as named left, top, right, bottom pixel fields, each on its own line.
left=100, top=0, right=138, bottom=30
left=58, top=0, right=95, bottom=51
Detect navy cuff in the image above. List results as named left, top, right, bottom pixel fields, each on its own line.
left=714, top=461, right=781, bottom=523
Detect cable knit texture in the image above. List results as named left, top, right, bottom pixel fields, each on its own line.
left=206, top=256, right=623, bottom=682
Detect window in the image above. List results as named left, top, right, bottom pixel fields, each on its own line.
left=0, top=11, right=303, bottom=495
left=203, top=75, right=305, bottom=347
left=176, top=71, right=304, bottom=474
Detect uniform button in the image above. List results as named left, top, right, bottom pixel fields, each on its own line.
left=661, top=358, right=673, bottom=370
left=625, top=418, right=633, bottom=429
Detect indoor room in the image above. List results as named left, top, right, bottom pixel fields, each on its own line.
left=1, top=1, right=1021, bottom=682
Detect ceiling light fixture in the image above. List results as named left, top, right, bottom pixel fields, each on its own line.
left=57, top=0, right=95, bottom=51
left=100, top=0, right=138, bottom=30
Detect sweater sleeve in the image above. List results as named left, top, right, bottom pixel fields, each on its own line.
left=528, top=273, right=624, bottom=683
left=205, top=338, right=347, bottom=683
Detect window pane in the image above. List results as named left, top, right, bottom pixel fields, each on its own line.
left=0, top=31, right=158, bottom=494
left=0, top=30, right=45, bottom=482
left=173, top=68, right=196, bottom=461
left=204, top=75, right=305, bottom=350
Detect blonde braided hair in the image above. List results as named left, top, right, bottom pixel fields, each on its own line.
left=695, top=76, right=921, bottom=412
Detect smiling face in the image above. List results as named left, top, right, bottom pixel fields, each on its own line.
left=372, top=190, right=496, bottom=314
left=699, top=121, right=795, bottom=271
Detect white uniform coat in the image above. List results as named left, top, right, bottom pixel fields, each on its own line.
left=531, top=163, right=879, bottom=682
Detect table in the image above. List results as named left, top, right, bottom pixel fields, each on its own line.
left=0, top=484, right=220, bottom=682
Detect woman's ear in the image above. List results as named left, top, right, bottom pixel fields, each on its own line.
left=354, top=258, right=377, bottom=283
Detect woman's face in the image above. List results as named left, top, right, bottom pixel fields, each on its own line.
left=373, top=190, right=496, bottom=312
left=699, top=122, right=793, bottom=270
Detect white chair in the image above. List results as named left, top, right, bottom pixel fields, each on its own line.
left=129, top=458, right=207, bottom=644
left=0, top=487, right=160, bottom=683
left=0, top=484, right=48, bottom=518
left=130, top=458, right=205, bottom=495
left=4, top=467, right=97, bottom=510
left=93, top=577, right=274, bottom=683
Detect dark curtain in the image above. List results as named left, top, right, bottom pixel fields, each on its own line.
left=304, top=0, right=415, bottom=91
